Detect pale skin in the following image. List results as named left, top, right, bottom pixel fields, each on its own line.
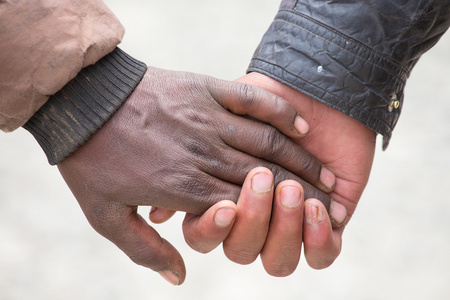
left=160, top=72, right=377, bottom=283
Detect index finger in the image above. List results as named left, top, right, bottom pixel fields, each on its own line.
left=218, top=116, right=336, bottom=193
left=207, top=78, right=309, bottom=139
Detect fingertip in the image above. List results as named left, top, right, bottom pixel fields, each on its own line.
left=159, top=270, right=182, bottom=286
left=213, top=206, right=237, bottom=228
left=294, top=114, right=309, bottom=136
left=319, top=166, right=336, bottom=193
left=279, top=183, right=303, bottom=210
left=250, top=171, right=274, bottom=194
left=303, top=198, right=342, bottom=269
left=149, top=207, right=176, bottom=224
left=304, top=199, right=326, bottom=225
left=183, top=200, right=237, bottom=254
left=329, top=200, right=348, bottom=228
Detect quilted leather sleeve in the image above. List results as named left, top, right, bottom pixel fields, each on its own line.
left=248, top=0, right=450, bottom=148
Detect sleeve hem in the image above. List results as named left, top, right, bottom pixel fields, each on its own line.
left=247, top=10, right=408, bottom=149
left=23, top=48, right=147, bottom=165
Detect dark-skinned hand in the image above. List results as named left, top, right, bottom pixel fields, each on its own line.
left=57, top=67, right=337, bottom=284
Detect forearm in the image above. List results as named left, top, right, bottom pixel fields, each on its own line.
left=0, top=0, right=124, bottom=132
left=248, top=0, right=450, bottom=149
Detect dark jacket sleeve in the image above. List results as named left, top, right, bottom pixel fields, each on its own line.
left=247, top=0, right=450, bottom=149
left=23, top=48, right=147, bottom=165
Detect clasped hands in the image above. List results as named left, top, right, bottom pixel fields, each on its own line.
left=57, top=67, right=376, bottom=285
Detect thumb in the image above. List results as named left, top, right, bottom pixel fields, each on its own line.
left=85, top=203, right=186, bottom=285
left=183, top=200, right=237, bottom=254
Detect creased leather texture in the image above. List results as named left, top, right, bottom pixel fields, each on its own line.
left=249, top=0, right=450, bottom=149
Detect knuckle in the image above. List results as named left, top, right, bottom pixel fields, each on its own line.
left=258, top=127, right=286, bottom=160
left=271, top=95, right=292, bottom=116
left=237, top=84, right=257, bottom=108
left=263, top=126, right=280, bottom=143
left=299, top=152, right=320, bottom=176
left=173, top=175, right=210, bottom=208
left=183, top=135, right=224, bottom=162
left=178, top=177, right=207, bottom=199
left=171, top=171, right=232, bottom=213
left=185, top=139, right=210, bottom=159
left=267, top=94, right=284, bottom=112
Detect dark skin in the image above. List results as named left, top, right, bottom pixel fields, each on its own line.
left=57, top=67, right=338, bottom=284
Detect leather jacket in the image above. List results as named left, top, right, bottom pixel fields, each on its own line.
left=248, top=0, right=450, bottom=149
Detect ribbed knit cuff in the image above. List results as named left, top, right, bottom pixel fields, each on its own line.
left=23, top=47, right=147, bottom=165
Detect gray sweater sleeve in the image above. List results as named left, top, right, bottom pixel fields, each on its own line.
left=23, top=48, right=147, bottom=165
left=248, top=0, right=450, bottom=149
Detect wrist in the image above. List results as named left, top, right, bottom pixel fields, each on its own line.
left=23, top=48, right=147, bottom=165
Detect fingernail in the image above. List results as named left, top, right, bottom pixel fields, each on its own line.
left=330, top=201, right=347, bottom=227
left=159, top=270, right=181, bottom=286
left=280, top=185, right=302, bottom=209
left=251, top=172, right=273, bottom=193
left=214, top=207, right=236, bottom=228
left=320, top=166, right=336, bottom=192
left=305, top=203, right=325, bottom=225
left=294, top=115, right=309, bottom=135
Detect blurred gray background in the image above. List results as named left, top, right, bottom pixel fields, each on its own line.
left=1, top=1, right=450, bottom=299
